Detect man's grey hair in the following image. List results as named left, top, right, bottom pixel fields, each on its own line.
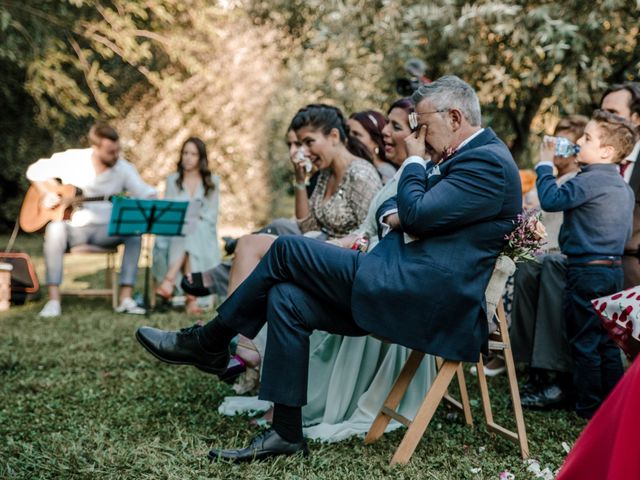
left=411, top=75, right=482, bottom=126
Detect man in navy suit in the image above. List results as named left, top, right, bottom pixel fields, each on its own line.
left=135, top=75, right=522, bottom=462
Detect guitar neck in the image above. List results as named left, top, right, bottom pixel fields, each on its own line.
left=79, top=195, right=111, bottom=202
left=67, top=195, right=113, bottom=205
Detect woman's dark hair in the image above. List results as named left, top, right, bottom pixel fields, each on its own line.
left=289, top=104, right=373, bottom=163
left=387, top=97, right=415, bottom=115
left=349, top=110, right=393, bottom=167
left=176, top=137, right=215, bottom=197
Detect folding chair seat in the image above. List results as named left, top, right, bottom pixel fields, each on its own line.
left=364, top=255, right=529, bottom=465
left=60, top=244, right=119, bottom=309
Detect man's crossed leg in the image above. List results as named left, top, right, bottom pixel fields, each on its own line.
left=136, top=235, right=368, bottom=462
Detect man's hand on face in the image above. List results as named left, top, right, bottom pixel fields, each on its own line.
left=404, top=125, right=428, bottom=159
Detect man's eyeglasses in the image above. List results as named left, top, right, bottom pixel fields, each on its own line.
left=408, top=109, right=448, bottom=131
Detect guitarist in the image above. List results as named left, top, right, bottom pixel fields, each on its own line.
left=26, top=124, right=156, bottom=317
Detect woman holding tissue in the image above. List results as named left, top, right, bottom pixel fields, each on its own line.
left=153, top=137, right=221, bottom=314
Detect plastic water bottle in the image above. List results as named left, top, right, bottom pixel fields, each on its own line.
left=552, top=136, right=580, bottom=158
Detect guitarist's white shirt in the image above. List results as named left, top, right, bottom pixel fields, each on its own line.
left=26, top=148, right=156, bottom=227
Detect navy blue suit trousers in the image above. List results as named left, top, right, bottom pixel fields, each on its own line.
left=217, top=235, right=367, bottom=406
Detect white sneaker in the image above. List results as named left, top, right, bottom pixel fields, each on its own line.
left=39, top=300, right=61, bottom=318
left=115, top=297, right=145, bottom=315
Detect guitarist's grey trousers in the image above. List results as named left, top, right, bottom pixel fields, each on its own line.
left=44, top=221, right=141, bottom=286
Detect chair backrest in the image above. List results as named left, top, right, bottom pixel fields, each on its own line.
left=484, top=255, right=516, bottom=322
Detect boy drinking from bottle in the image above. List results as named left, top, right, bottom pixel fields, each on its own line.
left=535, top=109, right=638, bottom=418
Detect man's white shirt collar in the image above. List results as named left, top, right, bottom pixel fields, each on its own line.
left=456, top=127, right=485, bottom=152
left=625, top=142, right=640, bottom=163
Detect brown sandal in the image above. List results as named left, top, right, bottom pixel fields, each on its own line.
left=185, top=294, right=204, bottom=315
left=155, top=282, right=173, bottom=301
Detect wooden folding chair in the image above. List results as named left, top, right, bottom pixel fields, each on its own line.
left=61, top=244, right=119, bottom=309
left=364, top=258, right=529, bottom=465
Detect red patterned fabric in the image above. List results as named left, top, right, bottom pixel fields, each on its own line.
left=591, top=286, right=640, bottom=359
left=557, top=358, right=640, bottom=479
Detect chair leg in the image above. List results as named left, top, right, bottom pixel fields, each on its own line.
left=109, top=253, right=118, bottom=309
left=476, top=355, right=495, bottom=426
left=390, top=360, right=460, bottom=465
left=503, top=342, right=529, bottom=459
left=441, top=358, right=474, bottom=427
left=364, top=350, right=424, bottom=445
left=149, top=276, right=156, bottom=309
left=105, top=253, right=112, bottom=288
left=455, top=363, right=473, bottom=426
left=496, top=301, right=529, bottom=459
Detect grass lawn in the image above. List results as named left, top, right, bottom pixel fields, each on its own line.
left=0, top=234, right=586, bottom=479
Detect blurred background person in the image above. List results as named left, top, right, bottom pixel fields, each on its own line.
left=347, top=110, right=397, bottom=183
left=520, top=169, right=540, bottom=211
left=153, top=137, right=221, bottom=314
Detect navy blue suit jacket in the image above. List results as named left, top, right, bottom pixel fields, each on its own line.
left=351, top=128, right=522, bottom=362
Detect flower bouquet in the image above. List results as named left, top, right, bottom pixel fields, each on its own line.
left=485, top=210, right=547, bottom=321
left=502, top=209, right=547, bottom=262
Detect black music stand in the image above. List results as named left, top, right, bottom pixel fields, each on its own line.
left=108, top=197, right=189, bottom=316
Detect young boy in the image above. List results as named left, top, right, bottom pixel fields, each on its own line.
left=535, top=109, right=638, bottom=418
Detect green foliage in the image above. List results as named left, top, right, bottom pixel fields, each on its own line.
left=0, top=1, right=284, bottom=229
left=1, top=0, right=639, bottom=230
left=249, top=0, right=640, bottom=166
left=0, top=60, right=53, bottom=233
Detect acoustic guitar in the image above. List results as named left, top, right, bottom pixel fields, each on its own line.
left=19, top=183, right=113, bottom=233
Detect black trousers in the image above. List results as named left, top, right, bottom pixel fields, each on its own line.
left=564, top=264, right=624, bottom=418
left=511, top=253, right=573, bottom=373
left=216, top=235, right=368, bottom=406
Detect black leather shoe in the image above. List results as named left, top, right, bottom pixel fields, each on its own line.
left=521, top=384, right=568, bottom=409
left=520, top=379, right=540, bottom=396
left=208, top=428, right=309, bottom=463
left=180, top=273, right=216, bottom=297
left=135, top=325, right=229, bottom=375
